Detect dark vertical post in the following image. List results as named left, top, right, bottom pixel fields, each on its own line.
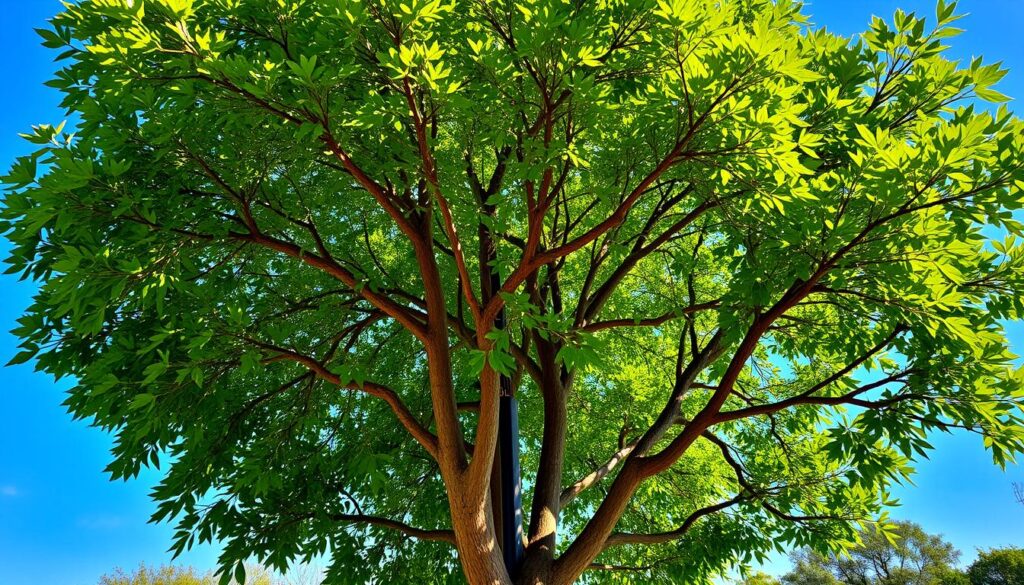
left=493, top=276, right=524, bottom=578
left=498, top=391, right=524, bottom=575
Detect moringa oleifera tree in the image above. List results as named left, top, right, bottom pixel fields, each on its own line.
left=4, top=0, right=1024, bottom=583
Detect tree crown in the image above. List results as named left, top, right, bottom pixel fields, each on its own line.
left=4, top=0, right=1024, bottom=583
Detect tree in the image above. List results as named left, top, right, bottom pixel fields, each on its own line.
left=740, top=572, right=783, bottom=585
left=4, top=0, right=1024, bottom=583
left=783, top=552, right=841, bottom=585
left=99, top=564, right=216, bottom=585
left=968, top=548, right=1024, bottom=585
left=98, top=563, right=285, bottom=585
left=97, top=563, right=322, bottom=585
left=781, top=522, right=964, bottom=585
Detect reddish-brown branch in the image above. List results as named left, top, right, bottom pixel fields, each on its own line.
left=560, top=441, right=638, bottom=508
left=402, top=77, right=482, bottom=322
left=603, top=495, right=746, bottom=548
left=552, top=167, right=980, bottom=581
left=484, top=75, right=748, bottom=326
left=185, top=70, right=419, bottom=247
left=715, top=326, right=909, bottom=422
left=320, top=133, right=421, bottom=241
left=235, top=231, right=429, bottom=339
left=717, top=373, right=919, bottom=423
left=577, top=192, right=716, bottom=327
left=581, top=301, right=721, bottom=333
left=177, top=148, right=429, bottom=341
left=249, top=341, right=439, bottom=458
left=328, top=513, right=455, bottom=544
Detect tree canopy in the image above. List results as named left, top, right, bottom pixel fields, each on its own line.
left=97, top=563, right=320, bottom=585
left=968, top=548, right=1024, bottom=585
left=741, top=572, right=783, bottom=585
left=4, top=0, right=1024, bottom=584
left=781, top=521, right=965, bottom=585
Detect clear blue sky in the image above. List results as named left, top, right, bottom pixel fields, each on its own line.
left=0, top=1, right=1022, bottom=584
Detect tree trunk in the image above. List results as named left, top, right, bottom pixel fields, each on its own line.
left=516, top=559, right=555, bottom=585
left=449, top=486, right=514, bottom=585
left=525, top=338, right=567, bottom=564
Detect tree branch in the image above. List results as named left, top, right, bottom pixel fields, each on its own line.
left=580, top=301, right=721, bottom=333
left=561, top=441, right=638, bottom=508
left=402, top=77, right=481, bottom=322
left=250, top=339, right=439, bottom=459
left=603, top=494, right=745, bottom=548
left=329, top=513, right=455, bottom=544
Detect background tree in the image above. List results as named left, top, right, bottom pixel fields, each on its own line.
left=740, top=571, right=783, bottom=585
left=781, top=521, right=964, bottom=585
left=967, top=548, right=1024, bottom=585
left=99, top=565, right=216, bottom=585
left=97, top=563, right=306, bottom=585
left=4, top=0, right=1024, bottom=584
left=782, top=551, right=841, bottom=585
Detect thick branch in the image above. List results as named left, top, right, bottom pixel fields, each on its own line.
left=560, top=441, right=637, bottom=507
left=603, top=495, right=745, bottom=548
left=580, top=301, right=720, bottom=334
left=252, top=340, right=439, bottom=458
left=330, top=513, right=456, bottom=544
left=402, top=77, right=481, bottom=321
left=237, top=231, right=429, bottom=340
left=484, top=74, right=749, bottom=326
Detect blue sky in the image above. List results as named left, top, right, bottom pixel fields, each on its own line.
left=0, top=1, right=1022, bottom=584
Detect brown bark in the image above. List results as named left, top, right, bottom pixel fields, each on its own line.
left=550, top=461, right=644, bottom=584
left=521, top=337, right=568, bottom=581
left=448, top=484, right=512, bottom=585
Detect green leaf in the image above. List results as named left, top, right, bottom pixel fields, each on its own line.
left=129, top=393, right=156, bottom=411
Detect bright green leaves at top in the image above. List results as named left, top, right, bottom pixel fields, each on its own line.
left=390, top=0, right=452, bottom=28
left=970, top=57, right=1011, bottom=103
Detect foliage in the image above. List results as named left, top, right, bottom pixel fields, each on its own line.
left=781, top=521, right=963, bottom=585
left=782, top=553, right=840, bottom=585
left=739, top=571, right=783, bottom=585
left=4, top=0, right=1024, bottom=583
left=967, top=548, right=1024, bottom=585
left=99, top=564, right=216, bottom=585
left=98, top=563, right=283, bottom=585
